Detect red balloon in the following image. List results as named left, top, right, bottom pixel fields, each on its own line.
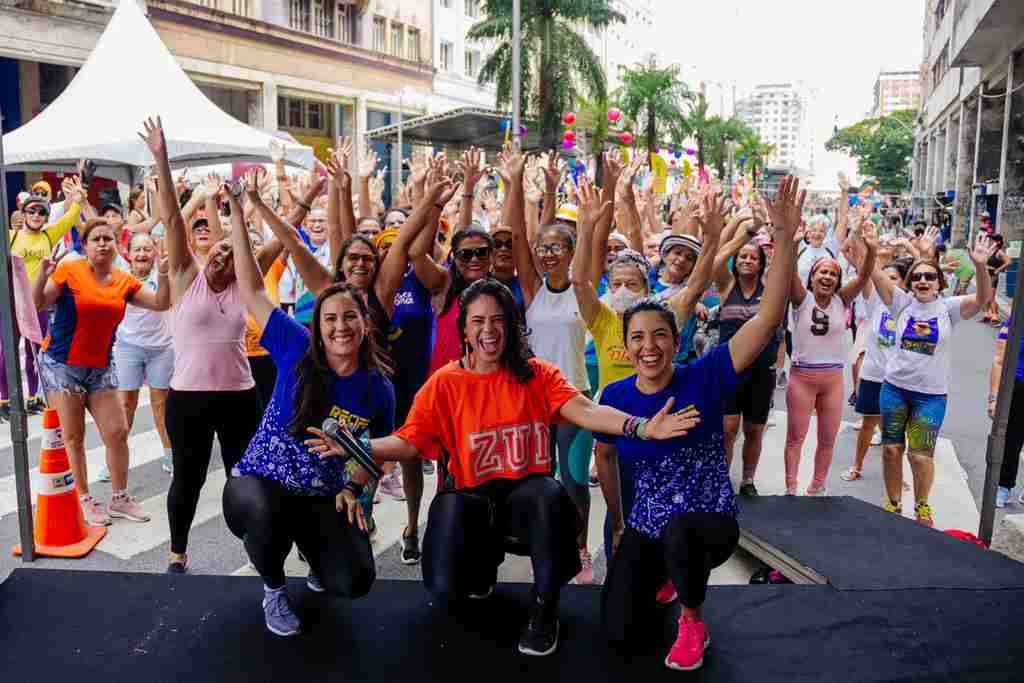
left=563, top=130, right=577, bottom=142
left=620, top=131, right=634, bottom=145
left=563, top=112, right=577, bottom=125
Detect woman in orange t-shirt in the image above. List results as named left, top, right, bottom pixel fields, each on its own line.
left=310, top=278, right=699, bottom=657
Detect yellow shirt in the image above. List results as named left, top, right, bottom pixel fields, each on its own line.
left=10, top=203, right=82, bottom=282
left=588, top=302, right=635, bottom=391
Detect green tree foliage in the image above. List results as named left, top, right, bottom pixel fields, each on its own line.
left=615, top=56, right=695, bottom=166
left=825, top=110, right=916, bottom=193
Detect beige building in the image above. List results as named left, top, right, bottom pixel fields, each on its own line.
left=872, top=70, right=922, bottom=118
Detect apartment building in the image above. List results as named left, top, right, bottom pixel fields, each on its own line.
left=431, top=0, right=496, bottom=111
left=735, top=82, right=817, bottom=176
left=872, top=70, right=923, bottom=118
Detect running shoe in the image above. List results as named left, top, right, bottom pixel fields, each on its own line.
left=167, top=558, right=187, bottom=574
left=378, top=471, right=406, bottom=501
left=573, top=548, right=594, bottom=585
left=263, top=588, right=301, bottom=637
left=739, top=482, right=759, bottom=497
left=656, top=579, right=678, bottom=605
left=81, top=495, right=111, bottom=527
left=806, top=486, right=827, bottom=497
left=468, top=584, right=495, bottom=600
left=997, top=486, right=1011, bottom=508
left=1018, top=490, right=1024, bottom=506
left=871, top=430, right=882, bottom=446
left=518, top=597, right=559, bottom=656
left=108, top=493, right=151, bottom=522
left=306, top=570, right=325, bottom=593
left=161, top=453, right=174, bottom=474
left=25, top=396, right=45, bottom=415
left=883, top=498, right=902, bottom=514
left=97, top=466, right=111, bottom=483
left=400, top=530, right=421, bottom=565
left=421, top=460, right=435, bottom=475
left=847, top=392, right=857, bottom=409
left=915, top=501, right=934, bottom=528
left=665, top=616, right=709, bottom=671
left=775, top=370, right=788, bottom=389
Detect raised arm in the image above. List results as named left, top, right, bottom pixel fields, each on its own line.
left=618, top=159, right=645, bottom=254
left=32, top=256, right=65, bottom=311
left=407, top=164, right=452, bottom=296
left=232, top=172, right=277, bottom=329
left=358, top=146, right=380, bottom=220
left=729, top=176, right=803, bottom=374
left=838, top=226, right=877, bottom=307
left=571, top=178, right=612, bottom=328
left=590, top=151, right=622, bottom=284
left=712, top=211, right=756, bottom=291
left=540, top=151, right=562, bottom=227
left=326, top=142, right=356, bottom=266
left=667, top=191, right=725, bottom=323
left=129, top=242, right=171, bottom=312
left=834, top=172, right=850, bottom=244
left=201, top=174, right=226, bottom=245
left=961, top=235, right=999, bottom=320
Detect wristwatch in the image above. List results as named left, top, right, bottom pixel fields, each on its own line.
left=226, top=180, right=244, bottom=199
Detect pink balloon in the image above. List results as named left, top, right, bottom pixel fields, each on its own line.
left=620, top=131, right=634, bottom=146
left=608, top=108, right=622, bottom=123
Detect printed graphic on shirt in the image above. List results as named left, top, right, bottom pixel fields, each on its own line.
left=900, top=316, right=939, bottom=356
left=331, top=406, right=370, bottom=435
left=810, top=307, right=830, bottom=336
left=469, top=421, right=551, bottom=479
left=878, top=312, right=897, bottom=348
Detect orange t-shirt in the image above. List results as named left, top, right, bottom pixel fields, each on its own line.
left=43, top=260, right=143, bottom=368
left=395, top=358, right=580, bottom=489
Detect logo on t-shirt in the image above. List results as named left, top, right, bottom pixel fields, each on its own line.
left=469, top=422, right=551, bottom=479
left=330, top=406, right=370, bottom=435
left=877, top=312, right=897, bottom=348
left=810, top=307, right=830, bottom=336
left=900, top=317, right=939, bottom=356
left=394, top=290, right=416, bottom=307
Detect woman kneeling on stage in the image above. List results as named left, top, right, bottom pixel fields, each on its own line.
left=311, top=277, right=699, bottom=657
left=598, top=176, right=803, bottom=672
left=222, top=179, right=394, bottom=637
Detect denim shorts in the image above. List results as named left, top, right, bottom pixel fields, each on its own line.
left=855, top=379, right=883, bottom=416
left=880, top=382, right=947, bottom=456
left=39, top=352, right=118, bottom=396
left=113, top=342, right=174, bottom=391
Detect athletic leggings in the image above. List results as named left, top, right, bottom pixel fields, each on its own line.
left=784, top=367, right=844, bottom=490
left=423, top=475, right=581, bottom=604
left=165, top=387, right=262, bottom=554
left=223, top=475, right=374, bottom=594
left=602, top=512, right=739, bottom=645
left=552, top=422, right=590, bottom=511
left=0, top=309, right=46, bottom=400
left=247, top=355, right=277, bottom=411
left=998, top=380, right=1024, bottom=489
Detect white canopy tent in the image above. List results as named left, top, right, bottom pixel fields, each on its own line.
left=2, top=0, right=314, bottom=185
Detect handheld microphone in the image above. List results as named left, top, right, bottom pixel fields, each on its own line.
left=320, top=417, right=383, bottom=480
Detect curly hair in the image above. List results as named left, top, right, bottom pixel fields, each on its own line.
left=458, top=278, right=535, bottom=384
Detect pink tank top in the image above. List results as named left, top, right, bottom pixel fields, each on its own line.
left=790, top=294, right=848, bottom=370
left=171, top=273, right=254, bottom=391
left=428, top=299, right=462, bottom=378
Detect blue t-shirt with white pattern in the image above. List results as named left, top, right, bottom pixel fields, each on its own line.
left=595, top=344, right=739, bottom=538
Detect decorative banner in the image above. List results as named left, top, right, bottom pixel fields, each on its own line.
left=651, top=153, right=669, bottom=194
left=682, top=158, right=693, bottom=178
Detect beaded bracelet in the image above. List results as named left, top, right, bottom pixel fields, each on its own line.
left=343, top=480, right=365, bottom=499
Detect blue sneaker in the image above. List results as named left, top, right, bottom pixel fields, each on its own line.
left=262, top=588, right=301, bottom=636
left=997, top=487, right=1011, bottom=508
left=306, top=571, right=325, bottom=593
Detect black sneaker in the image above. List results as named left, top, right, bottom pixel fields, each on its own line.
left=25, top=397, right=45, bottom=415
left=739, top=482, right=759, bottom=497
left=166, top=560, right=187, bottom=574
left=518, top=597, right=560, bottom=656
left=400, top=530, right=421, bottom=565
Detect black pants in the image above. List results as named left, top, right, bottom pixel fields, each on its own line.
left=998, top=380, right=1024, bottom=489
left=165, top=387, right=262, bottom=554
left=423, top=475, right=581, bottom=604
left=602, top=512, right=739, bottom=645
left=248, top=355, right=277, bottom=411
left=223, top=476, right=374, bottom=594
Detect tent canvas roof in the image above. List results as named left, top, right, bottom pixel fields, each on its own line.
left=1, top=0, right=313, bottom=184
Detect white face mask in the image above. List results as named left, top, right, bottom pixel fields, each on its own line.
left=601, top=285, right=644, bottom=313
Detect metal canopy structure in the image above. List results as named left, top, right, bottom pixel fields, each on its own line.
left=364, top=107, right=542, bottom=152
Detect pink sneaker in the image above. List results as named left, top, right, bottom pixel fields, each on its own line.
left=573, top=548, right=594, bottom=585
left=81, top=495, right=111, bottom=527
left=655, top=579, right=678, bottom=605
left=108, top=493, right=150, bottom=522
left=665, top=616, right=709, bottom=671
left=377, top=471, right=406, bottom=501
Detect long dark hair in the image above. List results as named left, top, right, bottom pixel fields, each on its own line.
left=622, top=298, right=680, bottom=346
left=458, top=279, right=534, bottom=384
left=333, top=234, right=393, bottom=368
left=442, top=228, right=494, bottom=315
left=290, top=283, right=391, bottom=438
left=730, top=241, right=767, bottom=282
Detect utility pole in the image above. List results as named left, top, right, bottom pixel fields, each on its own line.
left=511, top=0, right=521, bottom=152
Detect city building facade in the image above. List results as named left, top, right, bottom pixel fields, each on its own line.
left=431, top=0, right=496, bottom=112
left=735, top=81, right=817, bottom=176
left=872, top=70, right=923, bottom=118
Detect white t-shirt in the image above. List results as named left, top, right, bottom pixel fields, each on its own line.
left=797, top=233, right=842, bottom=284
left=883, top=288, right=969, bottom=395
left=790, top=294, right=848, bottom=368
left=278, top=240, right=331, bottom=306
left=115, top=268, right=173, bottom=349
left=525, top=280, right=591, bottom=392
left=859, top=292, right=899, bottom=384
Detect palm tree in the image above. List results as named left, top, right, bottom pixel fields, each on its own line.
left=469, top=0, right=625, bottom=148
left=672, top=93, right=714, bottom=172
left=736, top=131, right=776, bottom=183
left=576, top=95, right=613, bottom=183
left=703, top=117, right=752, bottom=181
left=615, top=56, right=695, bottom=167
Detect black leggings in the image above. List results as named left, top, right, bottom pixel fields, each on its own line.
left=248, top=355, right=277, bottom=411
left=423, top=475, right=581, bottom=604
left=165, top=387, right=262, bottom=554
left=223, top=476, right=374, bottom=594
left=602, top=512, right=739, bottom=645
left=552, top=422, right=590, bottom=511
left=998, top=380, right=1024, bottom=489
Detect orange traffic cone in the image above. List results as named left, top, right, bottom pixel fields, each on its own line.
left=12, top=407, right=107, bottom=558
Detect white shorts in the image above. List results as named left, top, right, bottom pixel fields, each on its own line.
left=113, top=342, right=174, bottom=391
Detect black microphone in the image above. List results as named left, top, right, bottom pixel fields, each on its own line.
left=320, top=417, right=383, bottom=480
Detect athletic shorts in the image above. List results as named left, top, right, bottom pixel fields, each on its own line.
left=113, top=341, right=174, bottom=391
left=39, top=352, right=118, bottom=396
left=855, top=379, right=882, bottom=416
left=880, top=382, right=947, bottom=455
left=724, top=366, right=776, bottom=424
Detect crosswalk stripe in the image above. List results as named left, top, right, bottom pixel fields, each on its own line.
left=0, top=429, right=166, bottom=518
left=0, top=391, right=152, bottom=451
left=99, top=468, right=226, bottom=560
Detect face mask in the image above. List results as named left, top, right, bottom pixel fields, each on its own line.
left=601, top=285, right=644, bottom=313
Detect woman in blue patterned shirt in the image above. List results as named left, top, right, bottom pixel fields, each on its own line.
left=597, top=176, right=804, bottom=672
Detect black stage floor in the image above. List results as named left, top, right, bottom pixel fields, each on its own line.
left=2, top=569, right=1023, bottom=682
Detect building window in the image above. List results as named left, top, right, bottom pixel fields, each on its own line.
left=465, top=49, right=480, bottom=78
left=307, top=102, right=322, bottom=131
left=289, top=0, right=310, bottom=32
left=311, top=0, right=333, bottom=38
left=407, top=28, right=421, bottom=62
left=390, top=23, right=404, bottom=57
left=440, top=0, right=451, bottom=8
left=337, top=3, right=355, bottom=43
left=288, top=99, right=304, bottom=128
left=373, top=16, right=387, bottom=52
left=466, top=0, right=480, bottom=18
left=440, top=41, right=454, bottom=72
left=279, top=96, right=331, bottom=135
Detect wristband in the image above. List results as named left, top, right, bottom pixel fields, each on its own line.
left=298, top=201, right=311, bottom=211
left=434, top=202, right=446, bottom=210
left=343, top=480, right=365, bottom=498
left=463, top=193, right=475, bottom=198
left=637, top=418, right=650, bottom=441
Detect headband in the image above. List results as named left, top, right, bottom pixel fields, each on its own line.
left=659, top=234, right=702, bottom=261
left=375, top=228, right=400, bottom=250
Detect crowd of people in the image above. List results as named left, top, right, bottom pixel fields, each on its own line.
left=0, top=112, right=1016, bottom=671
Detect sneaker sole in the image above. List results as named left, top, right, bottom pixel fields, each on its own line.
left=399, top=547, right=421, bottom=566
left=306, top=580, right=326, bottom=593
left=518, top=621, right=559, bottom=657
left=86, top=517, right=112, bottom=527
left=664, top=635, right=710, bottom=671
left=265, top=622, right=301, bottom=637
left=108, top=510, right=151, bottom=523
left=468, top=585, right=494, bottom=600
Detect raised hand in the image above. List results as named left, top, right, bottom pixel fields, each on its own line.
left=63, top=175, right=87, bottom=204
left=494, top=142, right=514, bottom=186
left=860, top=218, right=880, bottom=253
left=577, top=177, right=612, bottom=231
left=409, top=148, right=431, bottom=186
left=542, top=150, right=564, bottom=195
left=360, top=146, right=380, bottom=180
left=242, top=167, right=265, bottom=198
left=764, top=176, right=806, bottom=246
left=457, top=147, right=486, bottom=191
left=138, top=117, right=167, bottom=160
left=369, top=170, right=386, bottom=203
left=603, top=149, right=624, bottom=189
left=838, top=171, right=850, bottom=192
left=922, top=225, right=941, bottom=247
left=970, top=233, right=998, bottom=266
left=524, top=157, right=544, bottom=204
left=39, top=251, right=68, bottom=281
left=643, top=398, right=701, bottom=440
left=269, top=139, right=286, bottom=164
left=203, top=173, right=224, bottom=198
left=699, top=192, right=730, bottom=240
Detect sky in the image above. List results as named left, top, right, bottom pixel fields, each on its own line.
left=651, top=0, right=926, bottom=188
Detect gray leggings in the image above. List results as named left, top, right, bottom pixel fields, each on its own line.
left=552, top=422, right=590, bottom=511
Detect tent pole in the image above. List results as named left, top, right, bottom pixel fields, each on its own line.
left=980, top=260, right=1024, bottom=546
left=511, top=0, right=521, bottom=153
left=0, top=108, right=36, bottom=561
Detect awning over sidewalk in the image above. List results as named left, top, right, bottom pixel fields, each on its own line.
left=365, top=107, right=542, bottom=152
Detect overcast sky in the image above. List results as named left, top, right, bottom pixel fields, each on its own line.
left=651, top=0, right=926, bottom=187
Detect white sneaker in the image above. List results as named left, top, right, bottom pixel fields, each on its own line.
left=871, top=430, right=882, bottom=446
left=81, top=496, right=111, bottom=527
left=108, top=493, right=151, bottom=522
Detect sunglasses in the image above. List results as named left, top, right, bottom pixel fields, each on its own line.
left=535, top=243, right=568, bottom=257
left=24, top=208, right=49, bottom=217
left=455, top=246, right=492, bottom=262
left=346, top=253, right=376, bottom=264
left=909, top=271, right=939, bottom=283
left=493, top=238, right=513, bottom=250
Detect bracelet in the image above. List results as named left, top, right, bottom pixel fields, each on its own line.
left=298, top=201, right=311, bottom=211
left=462, top=193, right=475, bottom=198
left=623, top=415, right=642, bottom=439
left=434, top=202, right=445, bottom=210
left=637, top=418, right=650, bottom=441
left=343, top=480, right=365, bottom=498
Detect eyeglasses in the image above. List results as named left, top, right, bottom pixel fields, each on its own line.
left=24, top=208, right=48, bottom=217
left=535, top=243, right=568, bottom=257
left=909, top=271, right=939, bottom=283
left=493, top=238, right=514, bottom=250
left=346, top=253, right=376, bottom=265
left=455, top=246, right=492, bottom=262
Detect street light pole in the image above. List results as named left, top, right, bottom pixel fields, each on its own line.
left=511, top=0, right=521, bottom=152
left=395, top=89, right=403, bottom=200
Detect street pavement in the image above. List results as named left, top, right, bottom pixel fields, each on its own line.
left=0, top=314, right=1016, bottom=584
